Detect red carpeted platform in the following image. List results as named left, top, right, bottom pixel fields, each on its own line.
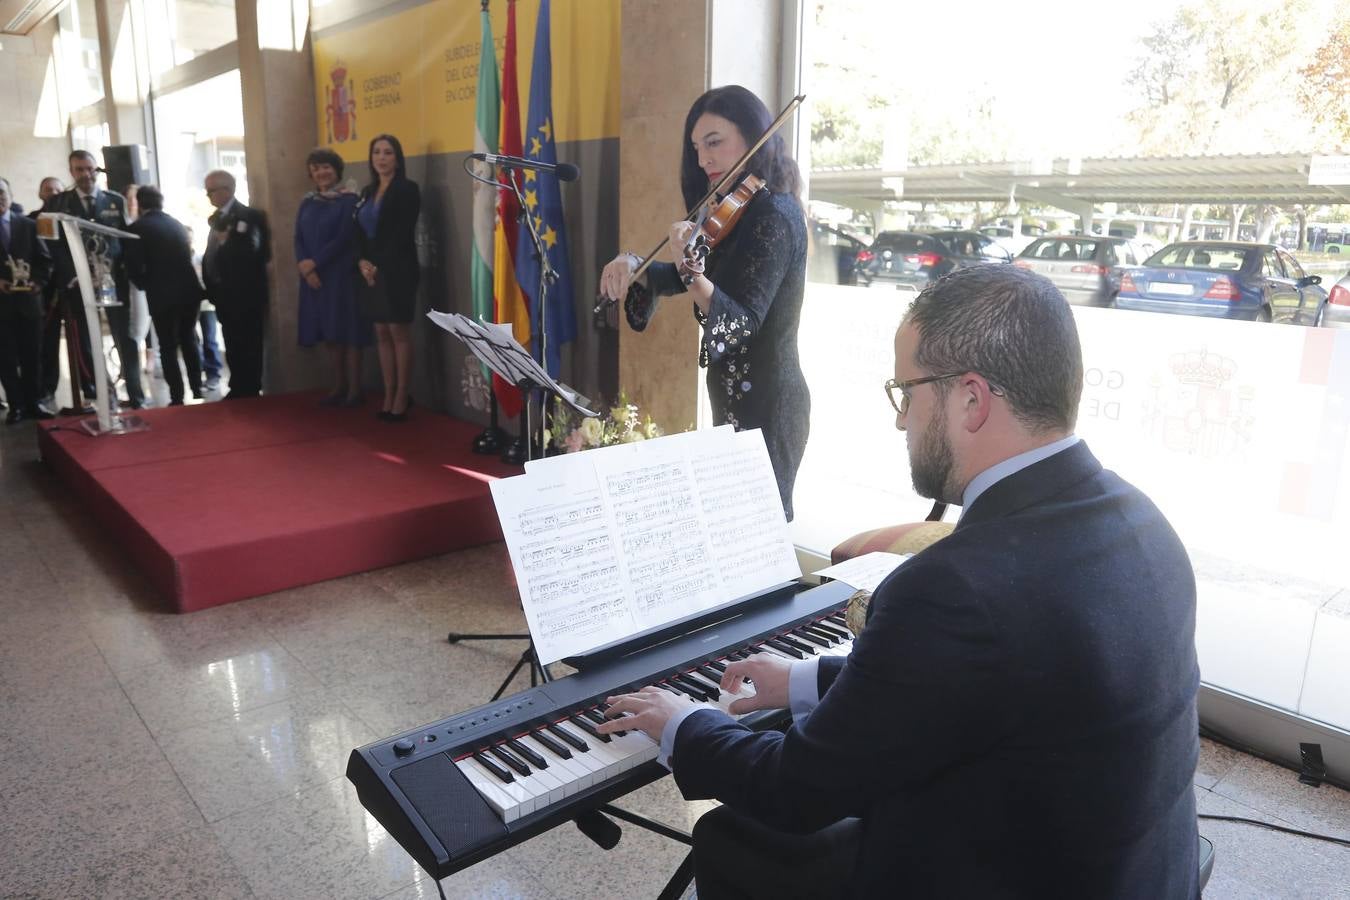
left=37, top=393, right=519, bottom=612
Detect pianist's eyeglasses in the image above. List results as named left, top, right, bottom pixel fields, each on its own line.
left=884, top=373, right=1005, bottom=416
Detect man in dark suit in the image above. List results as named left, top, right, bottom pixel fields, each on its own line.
left=0, top=176, right=55, bottom=423
left=600, top=265, right=1201, bottom=898
left=201, top=169, right=270, bottom=399
left=51, top=150, right=145, bottom=408
left=27, top=176, right=89, bottom=409
left=124, top=186, right=205, bottom=406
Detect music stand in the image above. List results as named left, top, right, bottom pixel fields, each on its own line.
left=37, top=212, right=146, bottom=435
left=427, top=311, right=598, bottom=700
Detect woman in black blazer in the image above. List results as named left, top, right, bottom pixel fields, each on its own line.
left=355, top=134, right=420, bottom=421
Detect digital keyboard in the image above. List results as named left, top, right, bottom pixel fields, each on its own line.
left=346, top=579, right=856, bottom=881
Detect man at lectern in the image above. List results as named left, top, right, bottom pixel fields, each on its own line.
left=600, top=265, right=1201, bottom=899
left=51, top=150, right=145, bottom=409
left=0, top=176, right=54, bottom=423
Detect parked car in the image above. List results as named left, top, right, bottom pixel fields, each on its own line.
left=1013, top=235, right=1147, bottom=307
left=979, top=222, right=1048, bottom=255
left=854, top=230, right=1011, bottom=290
left=1113, top=242, right=1327, bottom=325
left=809, top=219, right=867, bottom=286
left=1320, top=271, right=1350, bottom=329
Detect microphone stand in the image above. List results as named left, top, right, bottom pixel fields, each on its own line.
left=448, top=158, right=561, bottom=698
left=500, top=165, right=558, bottom=466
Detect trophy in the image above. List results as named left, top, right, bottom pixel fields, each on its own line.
left=87, top=235, right=121, bottom=307
left=4, top=255, right=33, bottom=292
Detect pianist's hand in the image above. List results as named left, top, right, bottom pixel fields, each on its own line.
left=720, top=654, right=793, bottom=715
left=598, top=686, right=698, bottom=742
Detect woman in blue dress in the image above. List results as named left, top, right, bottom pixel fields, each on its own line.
left=295, top=147, right=369, bottom=405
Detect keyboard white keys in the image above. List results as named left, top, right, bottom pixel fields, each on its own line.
left=456, top=625, right=856, bottom=826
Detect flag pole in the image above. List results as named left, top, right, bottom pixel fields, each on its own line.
left=471, top=0, right=507, bottom=454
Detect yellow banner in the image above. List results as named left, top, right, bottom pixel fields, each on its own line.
left=312, top=0, right=620, bottom=163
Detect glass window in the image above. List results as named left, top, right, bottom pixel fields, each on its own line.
left=56, top=0, right=105, bottom=109
left=1278, top=250, right=1306, bottom=279
left=1262, top=249, right=1285, bottom=278
left=1149, top=245, right=1249, bottom=271
left=144, top=0, right=237, bottom=76
left=151, top=69, right=247, bottom=258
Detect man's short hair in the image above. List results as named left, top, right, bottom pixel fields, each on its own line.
left=136, top=185, right=164, bottom=211
left=69, top=149, right=98, bottom=165
left=0, top=176, right=11, bottom=192
left=305, top=148, right=344, bottom=179
left=901, top=265, right=1084, bottom=433
left=205, top=169, right=236, bottom=189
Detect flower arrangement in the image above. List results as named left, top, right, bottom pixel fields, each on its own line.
left=547, top=392, right=664, bottom=454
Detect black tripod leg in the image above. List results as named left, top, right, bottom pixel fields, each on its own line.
left=656, top=850, right=696, bottom=900
left=489, top=648, right=534, bottom=702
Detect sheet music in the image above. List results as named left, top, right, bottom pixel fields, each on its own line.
left=490, top=428, right=800, bottom=664
left=813, top=551, right=911, bottom=592
left=491, top=466, right=636, bottom=659
left=426, top=311, right=597, bottom=416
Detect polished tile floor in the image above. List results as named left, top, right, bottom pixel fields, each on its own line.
left=2, top=416, right=1348, bottom=899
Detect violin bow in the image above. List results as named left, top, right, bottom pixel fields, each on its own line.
left=628, top=93, right=806, bottom=282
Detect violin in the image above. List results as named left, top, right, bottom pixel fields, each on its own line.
left=596, top=94, right=804, bottom=321
left=678, top=172, right=767, bottom=284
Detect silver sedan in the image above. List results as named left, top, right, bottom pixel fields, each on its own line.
left=1321, top=271, right=1350, bottom=328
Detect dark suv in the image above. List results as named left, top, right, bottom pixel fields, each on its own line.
left=853, top=230, right=1012, bottom=289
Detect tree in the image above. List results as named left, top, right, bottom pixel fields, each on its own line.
left=1125, top=0, right=1313, bottom=155
left=1298, top=16, right=1350, bottom=142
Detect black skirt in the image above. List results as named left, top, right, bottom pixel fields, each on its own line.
left=356, top=272, right=414, bottom=324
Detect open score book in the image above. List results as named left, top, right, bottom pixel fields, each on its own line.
left=489, top=427, right=802, bottom=665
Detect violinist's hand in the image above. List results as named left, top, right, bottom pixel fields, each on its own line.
left=668, top=221, right=697, bottom=264
left=599, top=252, right=638, bottom=302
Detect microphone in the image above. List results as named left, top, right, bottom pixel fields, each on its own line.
left=469, top=152, right=579, bottom=182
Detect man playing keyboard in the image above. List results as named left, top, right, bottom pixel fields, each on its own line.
left=599, top=265, right=1201, bottom=899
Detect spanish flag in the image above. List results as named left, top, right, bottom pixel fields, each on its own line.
left=493, top=0, right=530, bottom=418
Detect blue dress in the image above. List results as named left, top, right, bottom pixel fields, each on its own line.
left=295, top=191, right=370, bottom=346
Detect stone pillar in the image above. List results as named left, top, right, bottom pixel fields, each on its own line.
left=95, top=0, right=150, bottom=148
left=235, top=1, right=323, bottom=394
left=616, top=2, right=709, bottom=433
left=618, top=0, right=794, bottom=433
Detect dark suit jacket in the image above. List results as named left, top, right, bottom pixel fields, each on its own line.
left=202, top=200, right=271, bottom=311
left=50, top=188, right=130, bottom=301
left=2, top=211, right=54, bottom=317
left=125, top=209, right=205, bottom=315
left=673, top=441, right=1201, bottom=899
left=355, top=178, right=420, bottom=300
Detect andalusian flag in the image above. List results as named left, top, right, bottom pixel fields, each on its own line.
left=515, top=0, right=576, bottom=378
left=470, top=4, right=498, bottom=343
left=493, top=0, right=530, bottom=417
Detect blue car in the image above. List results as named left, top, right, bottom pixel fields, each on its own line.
left=1114, top=242, right=1327, bottom=325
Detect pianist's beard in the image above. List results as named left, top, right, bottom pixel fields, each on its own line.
left=908, top=399, right=956, bottom=503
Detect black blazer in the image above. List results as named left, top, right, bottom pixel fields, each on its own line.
left=355, top=178, right=420, bottom=300
left=125, top=209, right=205, bottom=314
left=2, top=211, right=54, bottom=317
left=202, top=201, right=271, bottom=310
left=673, top=441, right=1201, bottom=899
left=50, top=188, right=130, bottom=300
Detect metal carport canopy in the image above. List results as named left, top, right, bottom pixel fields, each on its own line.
left=810, top=154, right=1350, bottom=207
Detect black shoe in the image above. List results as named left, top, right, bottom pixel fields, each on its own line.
left=0, top=398, right=6, bottom=410
left=24, top=406, right=55, bottom=421
left=168, top=398, right=185, bottom=407
left=5, top=409, right=22, bottom=425
left=381, top=410, right=408, bottom=423
left=120, top=398, right=146, bottom=410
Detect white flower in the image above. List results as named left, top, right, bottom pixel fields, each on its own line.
left=579, top=417, right=604, bottom=446
left=621, top=430, right=646, bottom=443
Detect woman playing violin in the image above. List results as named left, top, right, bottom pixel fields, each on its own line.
left=599, top=85, right=810, bottom=520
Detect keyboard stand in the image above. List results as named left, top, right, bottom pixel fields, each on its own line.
left=596, top=804, right=696, bottom=900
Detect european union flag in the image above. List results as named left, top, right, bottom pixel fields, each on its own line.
left=514, top=0, right=576, bottom=378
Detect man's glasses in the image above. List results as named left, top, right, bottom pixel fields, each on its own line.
left=884, top=373, right=1005, bottom=416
